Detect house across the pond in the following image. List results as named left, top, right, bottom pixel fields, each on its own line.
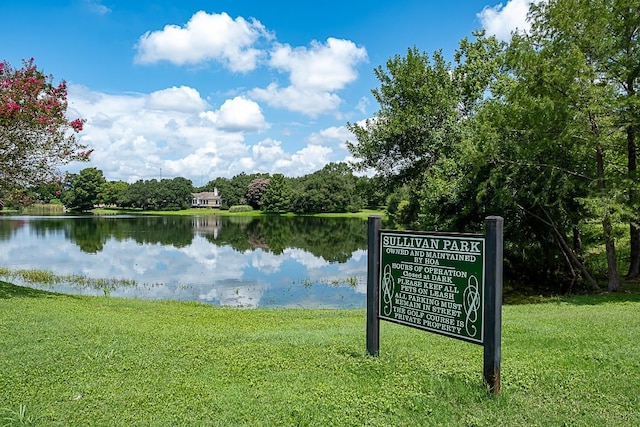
left=191, top=188, right=222, bottom=208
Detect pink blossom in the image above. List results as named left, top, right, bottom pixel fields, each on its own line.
left=77, top=149, right=93, bottom=159
left=70, top=118, right=83, bottom=132
left=5, top=99, right=20, bottom=111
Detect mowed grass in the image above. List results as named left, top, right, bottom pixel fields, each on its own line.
left=89, top=207, right=387, bottom=220
left=1, top=281, right=639, bottom=426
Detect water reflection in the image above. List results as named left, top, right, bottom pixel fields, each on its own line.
left=0, top=215, right=369, bottom=308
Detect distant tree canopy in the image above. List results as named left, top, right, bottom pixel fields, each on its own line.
left=118, top=177, right=193, bottom=211
left=290, top=163, right=363, bottom=214
left=196, top=166, right=369, bottom=214
left=55, top=163, right=374, bottom=216
left=62, top=167, right=106, bottom=211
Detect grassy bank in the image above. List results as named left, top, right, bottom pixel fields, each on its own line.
left=1, top=281, right=638, bottom=426
left=2, top=204, right=386, bottom=220
left=89, top=207, right=387, bottom=220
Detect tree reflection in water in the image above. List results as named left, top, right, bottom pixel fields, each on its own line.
left=0, top=215, right=370, bottom=308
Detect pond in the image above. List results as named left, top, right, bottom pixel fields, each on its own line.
left=0, top=215, right=373, bottom=309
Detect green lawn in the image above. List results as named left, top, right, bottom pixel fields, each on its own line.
left=1, top=281, right=638, bottom=426
left=89, top=207, right=387, bottom=220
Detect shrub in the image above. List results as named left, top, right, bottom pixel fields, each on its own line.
left=228, top=205, right=254, bottom=213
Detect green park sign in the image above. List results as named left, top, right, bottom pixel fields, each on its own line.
left=366, top=216, right=503, bottom=394
left=378, top=231, right=485, bottom=344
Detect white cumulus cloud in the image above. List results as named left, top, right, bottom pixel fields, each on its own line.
left=134, top=11, right=271, bottom=72
left=306, top=125, right=352, bottom=146
left=250, top=83, right=343, bottom=117
left=69, top=84, right=259, bottom=182
left=273, top=144, right=333, bottom=176
left=250, top=38, right=368, bottom=117
left=146, top=86, right=208, bottom=112
left=67, top=83, right=351, bottom=183
left=200, top=96, right=269, bottom=132
left=270, top=38, right=368, bottom=91
left=478, top=0, right=544, bottom=41
left=252, top=138, right=286, bottom=163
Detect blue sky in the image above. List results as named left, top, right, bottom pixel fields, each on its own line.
left=0, top=0, right=537, bottom=185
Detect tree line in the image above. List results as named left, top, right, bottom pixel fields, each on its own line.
left=14, top=162, right=387, bottom=215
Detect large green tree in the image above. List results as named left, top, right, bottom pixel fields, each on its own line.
left=508, top=0, right=628, bottom=290
left=471, top=38, right=605, bottom=288
left=523, top=0, right=640, bottom=278
left=291, top=163, right=362, bottom=214
left=355, top=175, right=387, bottom=209
left=99, top=180, right=129, bottom=206
left=63, top=167, right=106, bottom=211
left=261, top=173, right=291, bottom=213
left=163, top=177, right=193, bottom=210
left=605, top=1, right=640, bottom=277
left=346, top=37, right=502, bottom=230
left=347, top=47, right=462, bottom=189
left=347, top=36, right=502, bottom=231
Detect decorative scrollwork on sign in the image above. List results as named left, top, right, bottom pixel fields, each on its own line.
left=382, top=264, right=395, bottom=316
left=463, top=275, right=480, bottom=338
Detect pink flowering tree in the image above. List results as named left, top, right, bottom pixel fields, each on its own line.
left=0, top=58, right=91, bottom=199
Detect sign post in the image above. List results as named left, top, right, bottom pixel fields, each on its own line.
left=483, top=216, right=503, bottom=394
left=367, top=216, right=503, bottom=394
left=366, top=215, right=381, bottom=356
